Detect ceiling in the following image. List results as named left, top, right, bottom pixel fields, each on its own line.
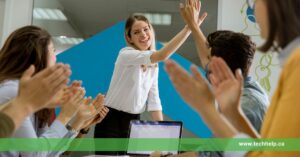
left=33, top=0, right=219, bottom=65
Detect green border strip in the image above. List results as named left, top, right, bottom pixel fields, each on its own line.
left=0, top=138, right=300, bottom=151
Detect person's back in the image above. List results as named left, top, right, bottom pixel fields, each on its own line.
left=241, top=77, right=268, bottom=132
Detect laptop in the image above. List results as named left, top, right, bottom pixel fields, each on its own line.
left=127, top=120, right=183, bottom=156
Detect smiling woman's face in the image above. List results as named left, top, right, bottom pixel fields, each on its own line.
left=127, top=20, right=153, bottom=51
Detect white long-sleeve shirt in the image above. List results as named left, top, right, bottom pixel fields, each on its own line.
left=105, top=47, right=162, bottom=114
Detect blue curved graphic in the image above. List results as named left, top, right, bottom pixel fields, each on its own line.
left=246, top=6, right=256, bottom=23
left=57, top=21, right=212, bottom=137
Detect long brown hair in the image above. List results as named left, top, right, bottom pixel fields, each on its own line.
left=125, top=14, right=156, bottom=51
left=260, top=0, right=300, bottom=52
left=0, top=25, right=53, bottom=128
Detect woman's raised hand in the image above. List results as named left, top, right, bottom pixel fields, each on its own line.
left=180, top=0, right=207, bottom=29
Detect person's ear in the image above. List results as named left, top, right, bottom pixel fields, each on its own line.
left=125, top=33, right=133, bottom=44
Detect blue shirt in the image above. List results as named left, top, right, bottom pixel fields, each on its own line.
left=198, top=77, right=269, bottom=157
left=241, top=76, right=269, bottom=132
left=205, top=63, right=268, bottom=131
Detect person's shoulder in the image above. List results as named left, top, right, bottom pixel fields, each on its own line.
left=244, top=78, right=268, bottom=95
left=118, top=47, right=142, bottom=58
left=241, top=80, right=269, bottom=108
left=119, top=46, right=139, bottom=53
left=0, top=80, right=18, bottom=91
left=119, top=47, right=154, bottom=54
left=292, top=45, right=300, bottom=55
left=281, top=45, right=300, bottom=78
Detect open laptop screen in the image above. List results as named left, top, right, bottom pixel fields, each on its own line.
left=127, top=120, right=182, bottom=156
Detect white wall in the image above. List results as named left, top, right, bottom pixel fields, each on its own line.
left=1, top=0, right=33, bottom=45
left=218, top=0, right=280, bottom=98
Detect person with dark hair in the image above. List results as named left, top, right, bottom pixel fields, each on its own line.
left=180, top=0, right=268, bottom=132
left=0, top=63, right=71, bottom=138
left=164, top=0, right=300, bottom=156
left=94, top=1, right=206, bottom=154
left=207, top=31, right=255, bottom=78
left=190, top=22, right=268, bottom=132
left=175, top=2, right=267, bottom=157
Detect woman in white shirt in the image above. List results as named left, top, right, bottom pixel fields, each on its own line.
left=95, top=8, right=204, bottom=154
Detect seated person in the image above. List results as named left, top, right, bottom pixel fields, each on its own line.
left=0, top=64, right=71, bottom=138
left=180, top=1, right=268, bottom=131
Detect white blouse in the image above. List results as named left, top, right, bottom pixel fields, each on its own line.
left=105, top=47, right=162, bottom=114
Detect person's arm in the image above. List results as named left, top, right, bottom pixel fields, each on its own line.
left=118, top=24, right=192, bottom=65
left=63, top=97, right=109, bottom=156
left=38, top=86, right=84, bottom=156
left=56, top=85, right=86, bottom=126
left=149, top=0, right=204, bottom=63
left=209, top=57, right=260, bottom=138
left=239, top=96, right=267, bottom=133
left=0, top=64, right=71, bottom=131
left=80, top=105, right=109, bottom=131
left=69, top=93, right=108, bottom=132
left=150, top=111, right=163, bottom=121
left=188, top=24, right=210, bottom=68
left=147, top=67, right=163, bottom=121
left=16, top=64, right=71, bottom=110
left=12, top=115, right=77, bottom=157
left=0, top=111, right=15, bottom=138
left=179, top=0, right=209, bottom=68
left=4, top=87, right=77, bottom=157
left=0, top=100, right=32, bottom=132
left=197, top=107, right=238, bottom=138
left=222, top=106, right=260, bottom=138
left=164, top=59, right=238, bottom=137
left=12, top=83, right=81, bottom=157
left=150, top=26, right=191, bottom=63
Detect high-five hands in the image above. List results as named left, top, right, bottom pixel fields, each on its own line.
left=180, top=0, right=208, bottom=29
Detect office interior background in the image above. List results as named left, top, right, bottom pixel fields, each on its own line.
left=0, top=0, right=282, bottom=156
